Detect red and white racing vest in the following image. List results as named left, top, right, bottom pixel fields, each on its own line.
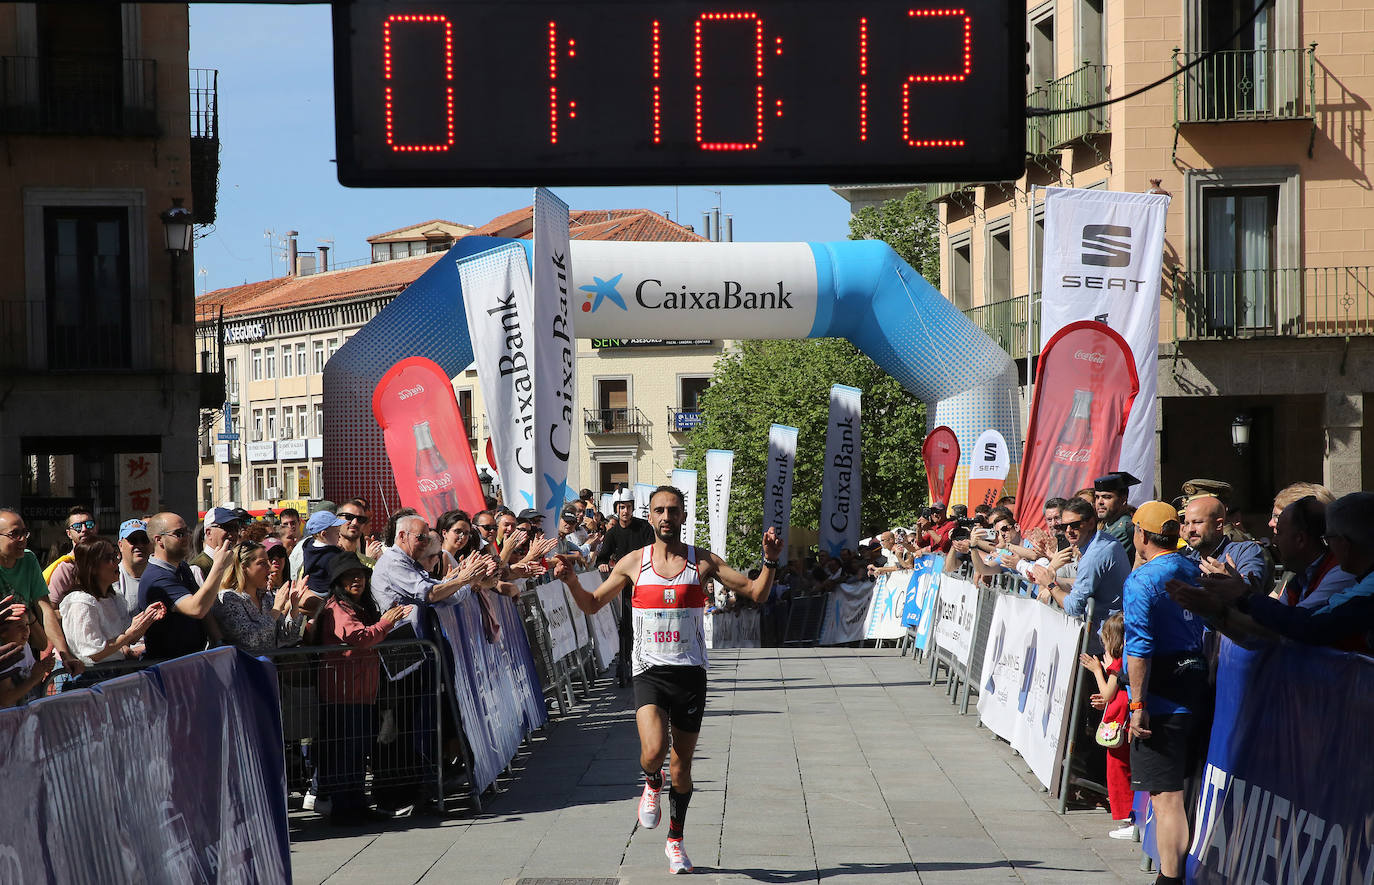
left=631, top=544, right=709, bottom=675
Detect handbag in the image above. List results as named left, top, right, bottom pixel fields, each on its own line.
left=1095, top=718, right=1125, bottom=749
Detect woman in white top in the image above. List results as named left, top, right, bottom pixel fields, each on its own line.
left=59, top=538, right=165, bottom=667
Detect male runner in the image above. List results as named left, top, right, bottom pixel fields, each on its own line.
left=554, top=485, right=782, bottom=874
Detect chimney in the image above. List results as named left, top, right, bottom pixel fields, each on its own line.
left=285, top=230, right=299, bottom=276
left=725, top=215, right=734, bottom=242
left=711, top=208, right=721, bottom=243
left=296, top=251, right=316, bottom=276
left=317, top=244, right=330, bottom=272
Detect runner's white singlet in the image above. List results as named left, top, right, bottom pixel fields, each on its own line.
left=631, top=545, right=708, bottom=675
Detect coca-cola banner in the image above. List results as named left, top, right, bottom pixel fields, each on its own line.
left=819, top=384, right=862, bottom=557
left=670, top=468, right=699, bottom=544
left=764, top=424, right=799, bottom=564
left=922, top=426, right=960, bottom=506
left=532, top=188, right=578, bottom=524
left=705, top=449, right=734, bottom=558
left=966, top=428, right=1011, bottom=511
left=1040, top=187, right=1169, bottom=506
left=1019, top=320, right=1139, bottom=531
left=460, top=242, right=539, bottom=512
left=371, top=356, right=485, bottom=525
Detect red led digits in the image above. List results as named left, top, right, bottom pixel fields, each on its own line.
left=858, top=17, right=869, bottom=141
left=382, top=14, right=455, bottom=153
left=651, top=20, right=662, bottom=144
left=901, top=9, right=971, bottom=148
left=694, top=12, right=765, bottom=151
left=548, top=21, right=558, bottom=144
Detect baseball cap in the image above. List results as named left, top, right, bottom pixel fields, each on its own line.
left=305, top=509, right=348, bottom=535
left=118, top=518, right=148, bottom=541
left=205, top=506, right=241, bottom=528
left=516, top=508, right=543, bottom=522
left=1132, top=501, right=1181, bottom=536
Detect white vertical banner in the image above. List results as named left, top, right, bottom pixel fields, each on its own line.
left=599, top=492, right=614, bottom=517
left=819, top=384, right=862, bottom=557
left=764, top=423, right=799, bottom=564
left=460, top=243, right=538, bottom=512
left=633, top=482, right=655, bottom=520
left=532, top=187, right=576, bottom=523
left=705, top=449, right=734, bottom=558
left=1040, top=187, right=1170, bottom=504
left=670, top=468, right=699, bottom=544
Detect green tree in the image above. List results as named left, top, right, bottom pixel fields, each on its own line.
left=682, top=339, right=927, bottom=568
left=846, top=187, right=940, bottom=284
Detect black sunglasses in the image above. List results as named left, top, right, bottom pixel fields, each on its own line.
left=340, top=513, right=370, bottom=524
left=1060, top=519, right=1087, bottom=531
left=68, top=519, right=97, bottom=531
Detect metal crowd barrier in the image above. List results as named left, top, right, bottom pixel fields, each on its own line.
left=782, top=591, right=829, bottom=645
left=521, top=570, right=619, bottom=716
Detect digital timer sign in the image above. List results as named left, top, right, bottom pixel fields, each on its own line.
left=333, top=0, right=1024, bottom=187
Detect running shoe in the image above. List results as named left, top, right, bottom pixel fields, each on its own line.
left=1109, top=823, right=1139, bottom=841
left=665, top=838, right=693, bottom=874
left=638, top=780, right=661, bottom=829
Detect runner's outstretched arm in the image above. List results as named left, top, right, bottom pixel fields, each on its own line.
left=554, top=553, right=632, bottom=614
left=701, top=527, right=784, bottom=604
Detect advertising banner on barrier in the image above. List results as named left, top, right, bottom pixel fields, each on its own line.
left=580, top=571, right=620, bottom=671
left=706, top=449, right=734, bottom=557
left=864, top=569, right=912, bottom=640
left=1187, top=639, right=1374, bottom=883
left=564, top=585, right=589, bottom=649
left=765, top=424, right=800, bottom=562
left=1017, top=321, right=1139, bottom=531
left=976, top=594, right=1082, bottom=790
left=966, top=429, right=1010, bottom=511
left=532, top=187, right=578, bottom=524
left=461, top=243, right=539, bottom=511
left=0, top=647, right=291, bottom=882
left=535, top=581, right=579, bottom=660
left=820, top=384, right=862, bottom=557
left=372, top=356, right=487, bottom=524
left=706, top=609, right=761, bottom=648
left=933, top=574, right=979, bottom=666
left=923, top=426, right=960, bottom=505
left=671, top=467, right=699, bottom=544
left=434, top=593, right=547, bottom=795
left=1041, top=187, right=1169, bottom=507
left=819, top=579, right=875, bottom=645
left=902, top=555, right=942, bottom=651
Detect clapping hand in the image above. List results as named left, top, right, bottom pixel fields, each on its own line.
left=0, top=595, right=23, bottom=625
left=1078, top=651, right=1103, bottom=674
left=1048, top=546, right=1074, bottom=572
left=382, top=604, right=414, bottom=625
left=366, top=538, right=385, bottom=560
left=129, top=601, right=166, bottom=638
left=551, top=553, right=578, bottom=582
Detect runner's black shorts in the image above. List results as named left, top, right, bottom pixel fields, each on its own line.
left=634, top=665, right=708, bottom=733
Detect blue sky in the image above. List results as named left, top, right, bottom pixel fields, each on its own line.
left=189, top=4, right=858, bottom=295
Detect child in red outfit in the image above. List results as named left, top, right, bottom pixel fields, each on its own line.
left=1080, top=612, right=1134, bottom=839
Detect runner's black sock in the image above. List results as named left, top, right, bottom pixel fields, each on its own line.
left=667, top=788, right=691, bottom=839
left=1154, top=875, right=1183, bottom=885
left=643, top=767, right=663, bottom=791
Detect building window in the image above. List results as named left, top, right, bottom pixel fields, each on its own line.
left=985, top=222, right=1012, bottom=304
left=314, top=403, right=324, bottom=437
left=311, top=463, right=323, bottom=498
left=266, top=467, right=279, bottom=498
left=1029, top=5, right=1055, bottom=90
left=225, top=356, right=239, bottom=401
left=201, top=478, right=213, bottom=510
left=253, top=467, right=266, bottom=501
left=251, top=348, right=263, bottom=381
left=252, top=409, right=264, bottom=442
left=1203, top=187, right=1279, bottom=331
left=264, top=345, right=276, bottom=379
left=266, top=408, right=277, bottom=440
left=295, top=342, right=307, bottom=376
left=44, top=207, right=131, bottom=369
left=1076, top=0, right=1104, bottom=70
left=282, top=408, right=294, bottom=440
left=281, top=342, right=294, bottom=377
left=325, top=337, right=339, bottom=361
left=598, top=460, right=630, bottom=497
left=949, top=234, right=972, bottom=310
left=229, top=475, right=241, bottom=504
left=296, top=405, right=309, bottom=438
left=313, top=340, right=326, bottom=374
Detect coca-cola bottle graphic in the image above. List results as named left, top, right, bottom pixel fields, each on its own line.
left=1043, top=388, right=1094, bottom=498
left=413, top=420, right=459, bottom=522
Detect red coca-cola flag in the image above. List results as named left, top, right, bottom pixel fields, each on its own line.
left=922, top=426, right=960, bottom=506
left=372, top=356, right=486, bottom=525
left=1019, top=321, right=1139, bottom=532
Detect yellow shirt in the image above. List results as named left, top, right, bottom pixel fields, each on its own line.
left=42, top=552, right=73, bottom=584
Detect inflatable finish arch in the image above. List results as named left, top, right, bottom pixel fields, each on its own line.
left=323, top=236, right=1021, bottom=512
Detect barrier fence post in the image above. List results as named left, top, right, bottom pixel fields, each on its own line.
left=1057, top=598, right=1096, bottom=814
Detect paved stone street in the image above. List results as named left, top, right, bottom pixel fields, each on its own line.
left=290, top=647, right=1152, bottom=884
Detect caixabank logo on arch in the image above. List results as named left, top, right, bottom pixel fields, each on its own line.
left=569, top=241, right=819, bottom=338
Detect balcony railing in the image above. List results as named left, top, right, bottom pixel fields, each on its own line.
left=190, top=68, right=220, bottom=224
left=1027, top=64, right=1110, bottom=155
left=0, top=56, right=158, bottom=136
left=583, top=406, right=651, bottom=437
left=196, top=304, right=225, bottom=409
left=1175, top=47, right=1315, bottom=124
left=668, top=407, right=703, bottom=431
left=924, top=181, right=973, bottom=202
left=962, top=295, right=1041, bottom=362
left=1170, top=266, right=1374, bottom=340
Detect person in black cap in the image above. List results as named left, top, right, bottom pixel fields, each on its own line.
left=1094, top=472, right=1141, bottom=565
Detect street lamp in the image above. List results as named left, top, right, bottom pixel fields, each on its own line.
left=477, top=467, right=494, bottom=498
left=160, top=198, right=194, bottom=255
left=1231, top=413, right=1252, bottom=455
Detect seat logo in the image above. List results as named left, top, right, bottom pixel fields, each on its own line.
left=1081, top=224, right=1132, bottom=267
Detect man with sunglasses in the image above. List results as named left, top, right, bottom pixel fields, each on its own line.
left=190, top=506, right=243, bottom=584
left=138, top=512, right=234, bottom=660
left=471, top=510, right=500, bottom=553
left=0, top=508, right=84, bottom=676
left=336, top=499, right=383, bottom=567
left=1030, top=498, right=1129, bottom=653
left=44, top=506, right=102, bottom=606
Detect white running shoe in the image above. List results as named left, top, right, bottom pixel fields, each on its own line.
left=1109, top=823, right=1138, bottom=841
left=665, top=838, right=693, bottom=874
left=638, top=781, right=661, bottom=829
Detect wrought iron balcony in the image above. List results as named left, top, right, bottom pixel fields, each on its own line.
left=962, top=295, right=1041, bottom=362
left=0, top=56, right=158, bottom=136
left=1169, top=266, right=1374, bottom=340
left=584, top=406, right=651, bottom=437
left=924, top=181, right=974, bottom=202
left=1027, top=64, right=1110, bottom=156
left=1175, top=47, right=1315, bottom=124
left=190, top=68, right=220, bottom=224
left=668, top=407, right=703, bottom=431
left=196, top=304, right=225, bottom=409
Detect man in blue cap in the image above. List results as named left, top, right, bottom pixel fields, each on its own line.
left=113, top=518, right=152, bottom=613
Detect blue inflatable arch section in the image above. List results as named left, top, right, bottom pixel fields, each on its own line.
left=323, top=236, right=1021, bottom=511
